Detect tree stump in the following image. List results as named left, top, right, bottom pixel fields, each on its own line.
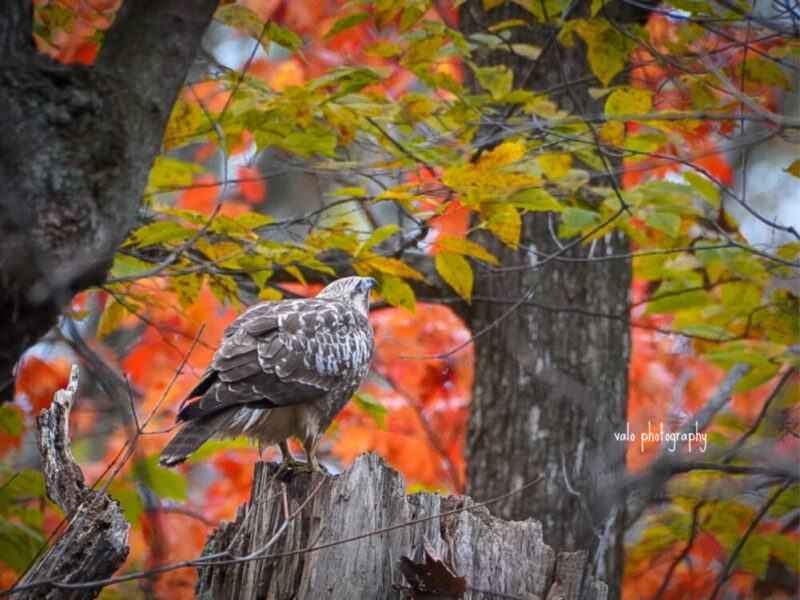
left=14, top=366, right=130, bottom=600
left=197, top=453, right=606, bottom=599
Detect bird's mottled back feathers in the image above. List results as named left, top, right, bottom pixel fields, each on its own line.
left=177, top=296, right=373, bottom=423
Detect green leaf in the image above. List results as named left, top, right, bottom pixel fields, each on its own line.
left=0, top=406, right=23, bottom=436
left=645, top=211, right=681, bottom=238
left=676, top=324, right=736, bottom=341
left=435, top=251, right=473, bottom=303
left=356, top=224, right=401, bottom=256
left=38, top=5, right=75, bottom=31
left=187, top=438, right=252, bottom=462
left=767, top=484, right=800, bottom=517
left=266, top=22, right=303, bottom=51
left=663, top=0, right=714, bottom=13
left=740, top=536, right=770, bottom=579
left=365, top=42, right=403, bottom=57
left=645, top=289, right=709, bottom=314
left=473, top=64, right=514, bottom=99
left=507, top=188, right=563, bottom=212
left=353, top=392, right=389, bottom=430
left=741, top=57, right=792, bottom=90
left=766, top=533, right=800, bottom=572
left=0, top=519, right=44, bottom=573
left=214, top=4, right=263, bottom=40
left=108, top=487, right=144, bottom=526
left=625, top=132, right=667, bottom=157
left=733, top=364, right=780, bottom=393
left=683, top=171, right=720, bottom=206
left=559, top=207, right=601, bottom=237
left=323, top=11, right=371, bottom=40
left=132, top=455, right=186, bottom=501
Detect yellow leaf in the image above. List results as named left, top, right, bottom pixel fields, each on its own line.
left=510, top=43, right=541, bottom=60
left=482, top=203, right=522, bottom=249
left=172, top=274, right=204, bottom=309
left=560, top=19, right=636, bottom=86
left=537, top=153, right=572, bottom=179
left=329, top=186, right=368, bottom=198
left=437, top=236, right=499, bottom=265
left=148, top=157, right=203, bottom=191
left=401, top=94, right=433, bottom=125
left=208, top=275, right=240, bottom=309
left=164, top=101, right=203, bottom=152
left=442, top=164, right=541, bottom=204
left=97, top=297, right=124, bottom=341
left=258, top=288, right=283, bottom=301
left=482, top=0, right=506, bottom=9
left=285, top=265, right=307, bottom=285
left=785, top=159, right=800, bottom=179
left=476, top=141, right=526, bottom=170
left=357, top=256, right=426, bottom=280
left=598, top=121, right=625, bottom=146
left=377, top=274, right=416, bottom=312
left=323, top=104, right=356, bottom=147
left=435, top=252, right=473, bottom=303
left=605, top=86, right=653, bottom=115
left=403, top=35, right=443, bottom=67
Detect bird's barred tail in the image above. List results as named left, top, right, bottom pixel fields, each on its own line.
left=159, top=417, right=218, bottom=467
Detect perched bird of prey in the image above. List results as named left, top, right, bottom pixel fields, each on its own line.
left=159, top=276, right=377, bottom=471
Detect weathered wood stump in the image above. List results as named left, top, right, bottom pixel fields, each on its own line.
left=197, top=453, right=606, bottom=599
left=15, top=366, right=130, bottom=600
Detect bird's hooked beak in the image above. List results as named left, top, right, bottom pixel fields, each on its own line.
left=360, top=277, right=378, bottom=294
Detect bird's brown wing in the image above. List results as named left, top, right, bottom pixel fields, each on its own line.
left=177, top=298, right=373, bottom=422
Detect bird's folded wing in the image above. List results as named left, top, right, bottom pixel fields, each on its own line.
left=177, top=300, right=372, bottom=422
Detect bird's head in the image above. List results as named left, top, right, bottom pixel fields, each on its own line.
left=316, top=276, right=378, bottom=315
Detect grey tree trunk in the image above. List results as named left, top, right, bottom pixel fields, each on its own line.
left=15, top=366, right=129, bottom=600
left=196, top=453, right=607, bottom=600
left=0, top=0, right=219, bottom=400
left=458, top=2, right=652, bottom=597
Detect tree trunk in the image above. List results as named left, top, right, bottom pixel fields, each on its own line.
left=458, top=2, right=651, bottom=596
left=0, top=0, right=219, bottom=401
left=196, top=453, right=607, bottom=599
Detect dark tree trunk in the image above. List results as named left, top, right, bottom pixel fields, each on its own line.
left=0, top=0, right=219, bottom=400
left=459, top=2, right=652, bottom=597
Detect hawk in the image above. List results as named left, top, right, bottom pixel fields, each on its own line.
left=159, top=276, right=377, bottom=471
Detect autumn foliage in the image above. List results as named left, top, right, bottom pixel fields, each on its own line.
left=1, top=0, right=798, bottom=598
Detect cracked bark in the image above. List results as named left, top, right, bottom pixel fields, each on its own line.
left=15, top=366, right=129, bottom=600
left=0, top=0, right=219, bottom=400
left=196, top=453, right=607, bottom=600
left=458, top=2, right=653, bottom=597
